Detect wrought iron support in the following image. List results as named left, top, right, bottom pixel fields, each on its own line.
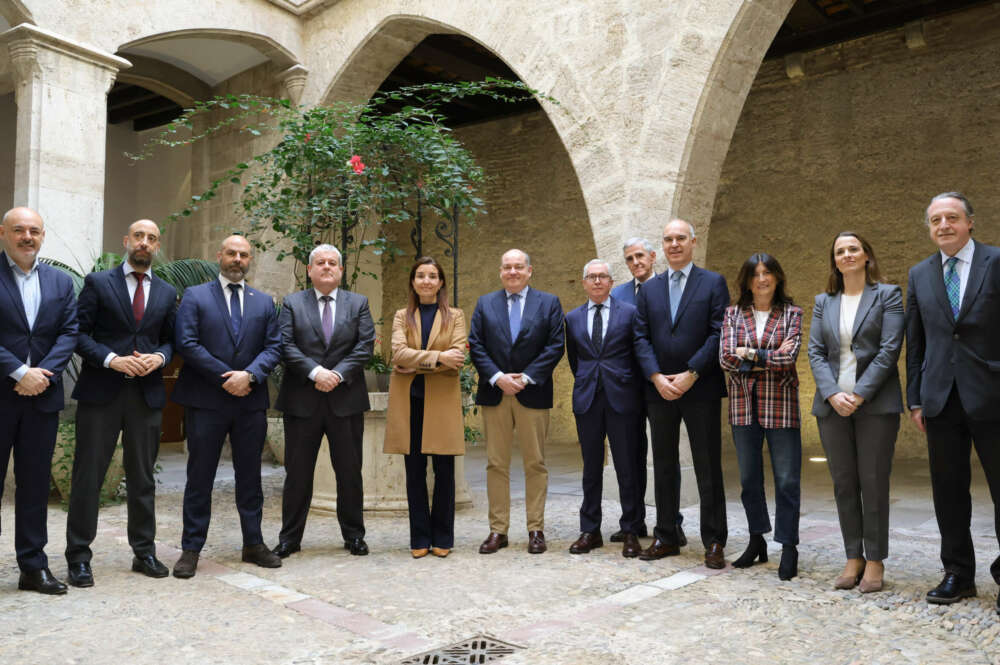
left=434, top=203, right=460, bottom=305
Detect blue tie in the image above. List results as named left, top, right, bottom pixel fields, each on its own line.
left=669, top=271, right=684, bottom=321
left=509, top=292, right=521, bottom=341
left=944, top=257, right=960, bottom=319
left=229, top=283, right=243, bottom=335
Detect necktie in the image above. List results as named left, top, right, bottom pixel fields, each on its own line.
left=669, top=271, right=684, bottom=321
left=228, top=283, right=242, bottom=335
left=509, top=292, right=521, bottom=341
left=320, top=295, right=333, bottom=344
left=592, top=303, right=604, bottom=350
left=132, top=272, right=146, bottom=323
left=944, top=256, right=960, bottom=319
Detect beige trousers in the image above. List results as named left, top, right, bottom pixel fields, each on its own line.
left=481, top=395, right=550, bottom=533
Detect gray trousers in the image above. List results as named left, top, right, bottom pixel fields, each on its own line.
left=817, top=412, right=899, bottom=561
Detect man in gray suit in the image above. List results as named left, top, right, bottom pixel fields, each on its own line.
left=272, top=244, right=375, bottom=557
left=907, top=192, right=1000, bottom=612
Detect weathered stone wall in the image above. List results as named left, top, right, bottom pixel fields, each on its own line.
left=708, top=4, right=1000, bottom=458
left=0, top=93, right=13, bottom=211
left=380, top=110, right=594, bottom=444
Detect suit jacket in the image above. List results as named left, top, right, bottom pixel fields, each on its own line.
left=565, top=298, right=641, bottom=415
left=171, top=279, right=281, bottom=412
left=468, top=287, right=565, bottom=409
left=384, top=306, right=466, bottom=455
left=0, top=252, right=78, bottom=412
left=719, top=303, right=802, bottom=428
left=906, top=240, right=1000, bottom=420
left=72, top=265, right=176, bottom=408
left=274, top=287, right=374, bottom=418
left=808, top=283, right=904, bottom=418
left=610, top=279, right=640, bottom=306
left=633, top=265, right=728, bottom=401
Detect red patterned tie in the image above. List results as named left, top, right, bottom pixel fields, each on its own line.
left=133, top=273, right=146, bottom=322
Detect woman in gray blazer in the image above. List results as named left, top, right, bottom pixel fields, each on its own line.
left=808, top=232, right=904, bottom=593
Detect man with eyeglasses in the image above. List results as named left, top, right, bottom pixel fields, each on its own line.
left=565, top=260, right=644, bottom=558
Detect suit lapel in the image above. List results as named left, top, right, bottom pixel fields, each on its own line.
left=330, top=290, right=350, bottom=347
left=851, top=284, right=877, bottom=339
left=926, top=255, right=953, bottom=324
left=210, top=279, right=238, bottom=345
left=0, top=253, right=29, bottom=330
left=426, top=309, right=443, bottom=350
left=957, top=241, right=990, bottom=322
left=111, top=267, right=138, bottom=330
left=825, top=293, right=842, bottom=356
left=493, top=290, right=513, bottom=346
left=740, top=308, right=758, bottom=346
left=581, top=303, right=599, bottom=356
left=517, top=289, right=541, bottom=344
left=304, top=290, right=326, bottom=346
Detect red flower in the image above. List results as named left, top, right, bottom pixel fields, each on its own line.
left=348, top=154, right=365, bottom=174
left=304, top=133, right=311, bottom=142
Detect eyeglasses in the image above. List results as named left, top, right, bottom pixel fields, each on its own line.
left=584, top=273, right=611, bottom=282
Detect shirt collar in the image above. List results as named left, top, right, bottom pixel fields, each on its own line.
left=218, top=273, right=246, bottom=290
left=667, top=263, right=693, bottom=280
left=588, top=296, right=610, bottom=309
left=635, top=271, right=656, bottom=285
left=6, top=253, right=39, bottom=276
left=122, top=261, right=149, bottom=280
left=941, top=238, right=975, bottom=265
left=506, top=285, right=529, bottom=299
left=315, top=287, right=338, bottom=301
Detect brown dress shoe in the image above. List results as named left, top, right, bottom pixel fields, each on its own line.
left=704, top=542, right=726, bottom=569
left=527, top=530, right=547, bottom=554
left=638, top=538, right=680, bottom=560
left=569, top=532, right=603, bottom=554
left=622, top=533, right=642, bottom=558
left=478, top=532, right=509, bottom=554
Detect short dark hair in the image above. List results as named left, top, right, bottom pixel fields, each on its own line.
left=825, top=231, right=882, bottom=295
left=735, top=253, right=793, bottom=309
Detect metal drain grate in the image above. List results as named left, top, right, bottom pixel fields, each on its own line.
left=400, top=634, right=523, bottom=664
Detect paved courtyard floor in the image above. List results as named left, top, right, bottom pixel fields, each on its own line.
left=2, top=441, right=999, bottom=664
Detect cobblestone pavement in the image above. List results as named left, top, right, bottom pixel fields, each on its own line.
left=1, top=442, right=998, bottom=665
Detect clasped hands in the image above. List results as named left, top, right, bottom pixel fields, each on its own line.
left=651, top=370, right=697, bottom=401
left=312, top=368, right=341, bottom=393
left=13, top=367, right=54, bottom=396
left=393, top=347, right=465, bottom=377
left=110, top=350, right=164, bottom=377
left=828, top=391, right=866, bottom=417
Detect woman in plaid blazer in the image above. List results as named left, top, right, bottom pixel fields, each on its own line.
left=720, top=253, right=804, bottom=580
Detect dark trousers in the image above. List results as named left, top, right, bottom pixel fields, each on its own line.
left=66, top=381, right=162, bottom=563
left=646, top=396, right=727, bottom=548
left=0, top=400, right=57, bottom=571
left=818, top=411, right=898, bottom=561
left=636, top=405, right=683, bottom=529
left=926, top=385, right=1000, bottom=583
left=574, top=387, right=643, bottom=534
left=404, top=397, right=455, bottom=549
left=279, top=407, right=365, bottom=544
left=731, top=421, right=802, bottom=545
left=181, top=406, right=267, bottom=552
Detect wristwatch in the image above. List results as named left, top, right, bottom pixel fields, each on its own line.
left=688, top=367, right=700, bottom=379
left=248, top=372, right=258, bottom=384
left=747, top=348, right=757, bottom=361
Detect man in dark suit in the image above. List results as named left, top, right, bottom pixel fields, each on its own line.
left=634, top=219, right=729, bottom=568
left=566, top=259, right=644, bottom=558
left=272, top=244, right=374, bottom=558
left=610, top=237, right=686, bottom=546
left=170, top=234, right=282, bottom=578
left=0, top=206, right=78, bottom=594
left=64, top=219, right=176, bottom=587
left=469, top=249, right=564, bottom=554
left=906, top=191, right=1000, bottom=612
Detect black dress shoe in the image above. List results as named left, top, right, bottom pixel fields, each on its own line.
left=132, top=555, right=169, bottom=578
left=172, top=551, right=199, bottom=579
left=345, top=538, right=369, bottom=556
left=67, top=561, right=94, bottom=588
left=272, top=541, right=301, bottom=559
left=19, top=568, right=68, bottom=595
left=569, top=532, right=603, bottom=554
left=610, top=525, right=649, bottom=542
left=926, top=573, right=976, bottom=605
left=638, top=538, right=680, bottom=561
left=242, top=543, right=282, bottom=568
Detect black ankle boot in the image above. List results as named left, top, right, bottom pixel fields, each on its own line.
left=732, top=534, right=768, bottom=568
left=778, top=545, right=798, bottom=580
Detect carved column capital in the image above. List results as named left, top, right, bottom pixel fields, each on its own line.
left=279, top=64, right=309, bottom=106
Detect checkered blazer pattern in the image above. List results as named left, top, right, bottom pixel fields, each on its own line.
left=719, top=303, right=803, bottom=428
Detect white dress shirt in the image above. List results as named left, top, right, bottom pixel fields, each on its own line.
left=489, top=286, right=534, bottom=386
left=104, top=262, right=159, bottom=368
left=7, top=255, right=41, bottom=382
left=309, top=287, right=341, bottom=382
left=587, top=296, right=610, bottom=341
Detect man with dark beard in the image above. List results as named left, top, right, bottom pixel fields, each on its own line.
left=170, top=234, right=283, bottom=578
left=65, top=219, right=177, bottom=587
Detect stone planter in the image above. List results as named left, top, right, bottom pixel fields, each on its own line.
left=50, top=423, right=126, bottom=507
left=265, top=416, right=285, bottom=465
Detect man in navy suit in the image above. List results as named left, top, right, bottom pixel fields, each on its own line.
left=634, top=219, right=729, bottom=568
left=0, top=207, right=78, bottom=594
left=906, top=192, right=1000, bottom=612
left=170, top=234, right=282, bottom=578
left=566, top=259, right=644, bottom=558
left=469, top=249, right=564, bottom=554
left=64, top=219, right=176, bottom=587
left=610, top=237, right=686, bottom=546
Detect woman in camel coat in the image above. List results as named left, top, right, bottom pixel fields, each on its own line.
left=384, top=257, right=467, bottom=558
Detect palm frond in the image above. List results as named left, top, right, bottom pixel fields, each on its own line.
left=40, top=258, right=85, bottom=296
left=152, top=258, right=218, bottom=297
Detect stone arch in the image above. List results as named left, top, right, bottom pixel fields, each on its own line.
left=119, top=28, right=300, bottom=73
left=0, top=0, right=33, bottom=29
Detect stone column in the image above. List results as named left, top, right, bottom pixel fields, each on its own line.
left=1, top=23, right=130, bottom=269
left=310, top=392, right=473, bottom=515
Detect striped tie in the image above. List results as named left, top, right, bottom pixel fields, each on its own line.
left=944, top=257, right=960, bottom=319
